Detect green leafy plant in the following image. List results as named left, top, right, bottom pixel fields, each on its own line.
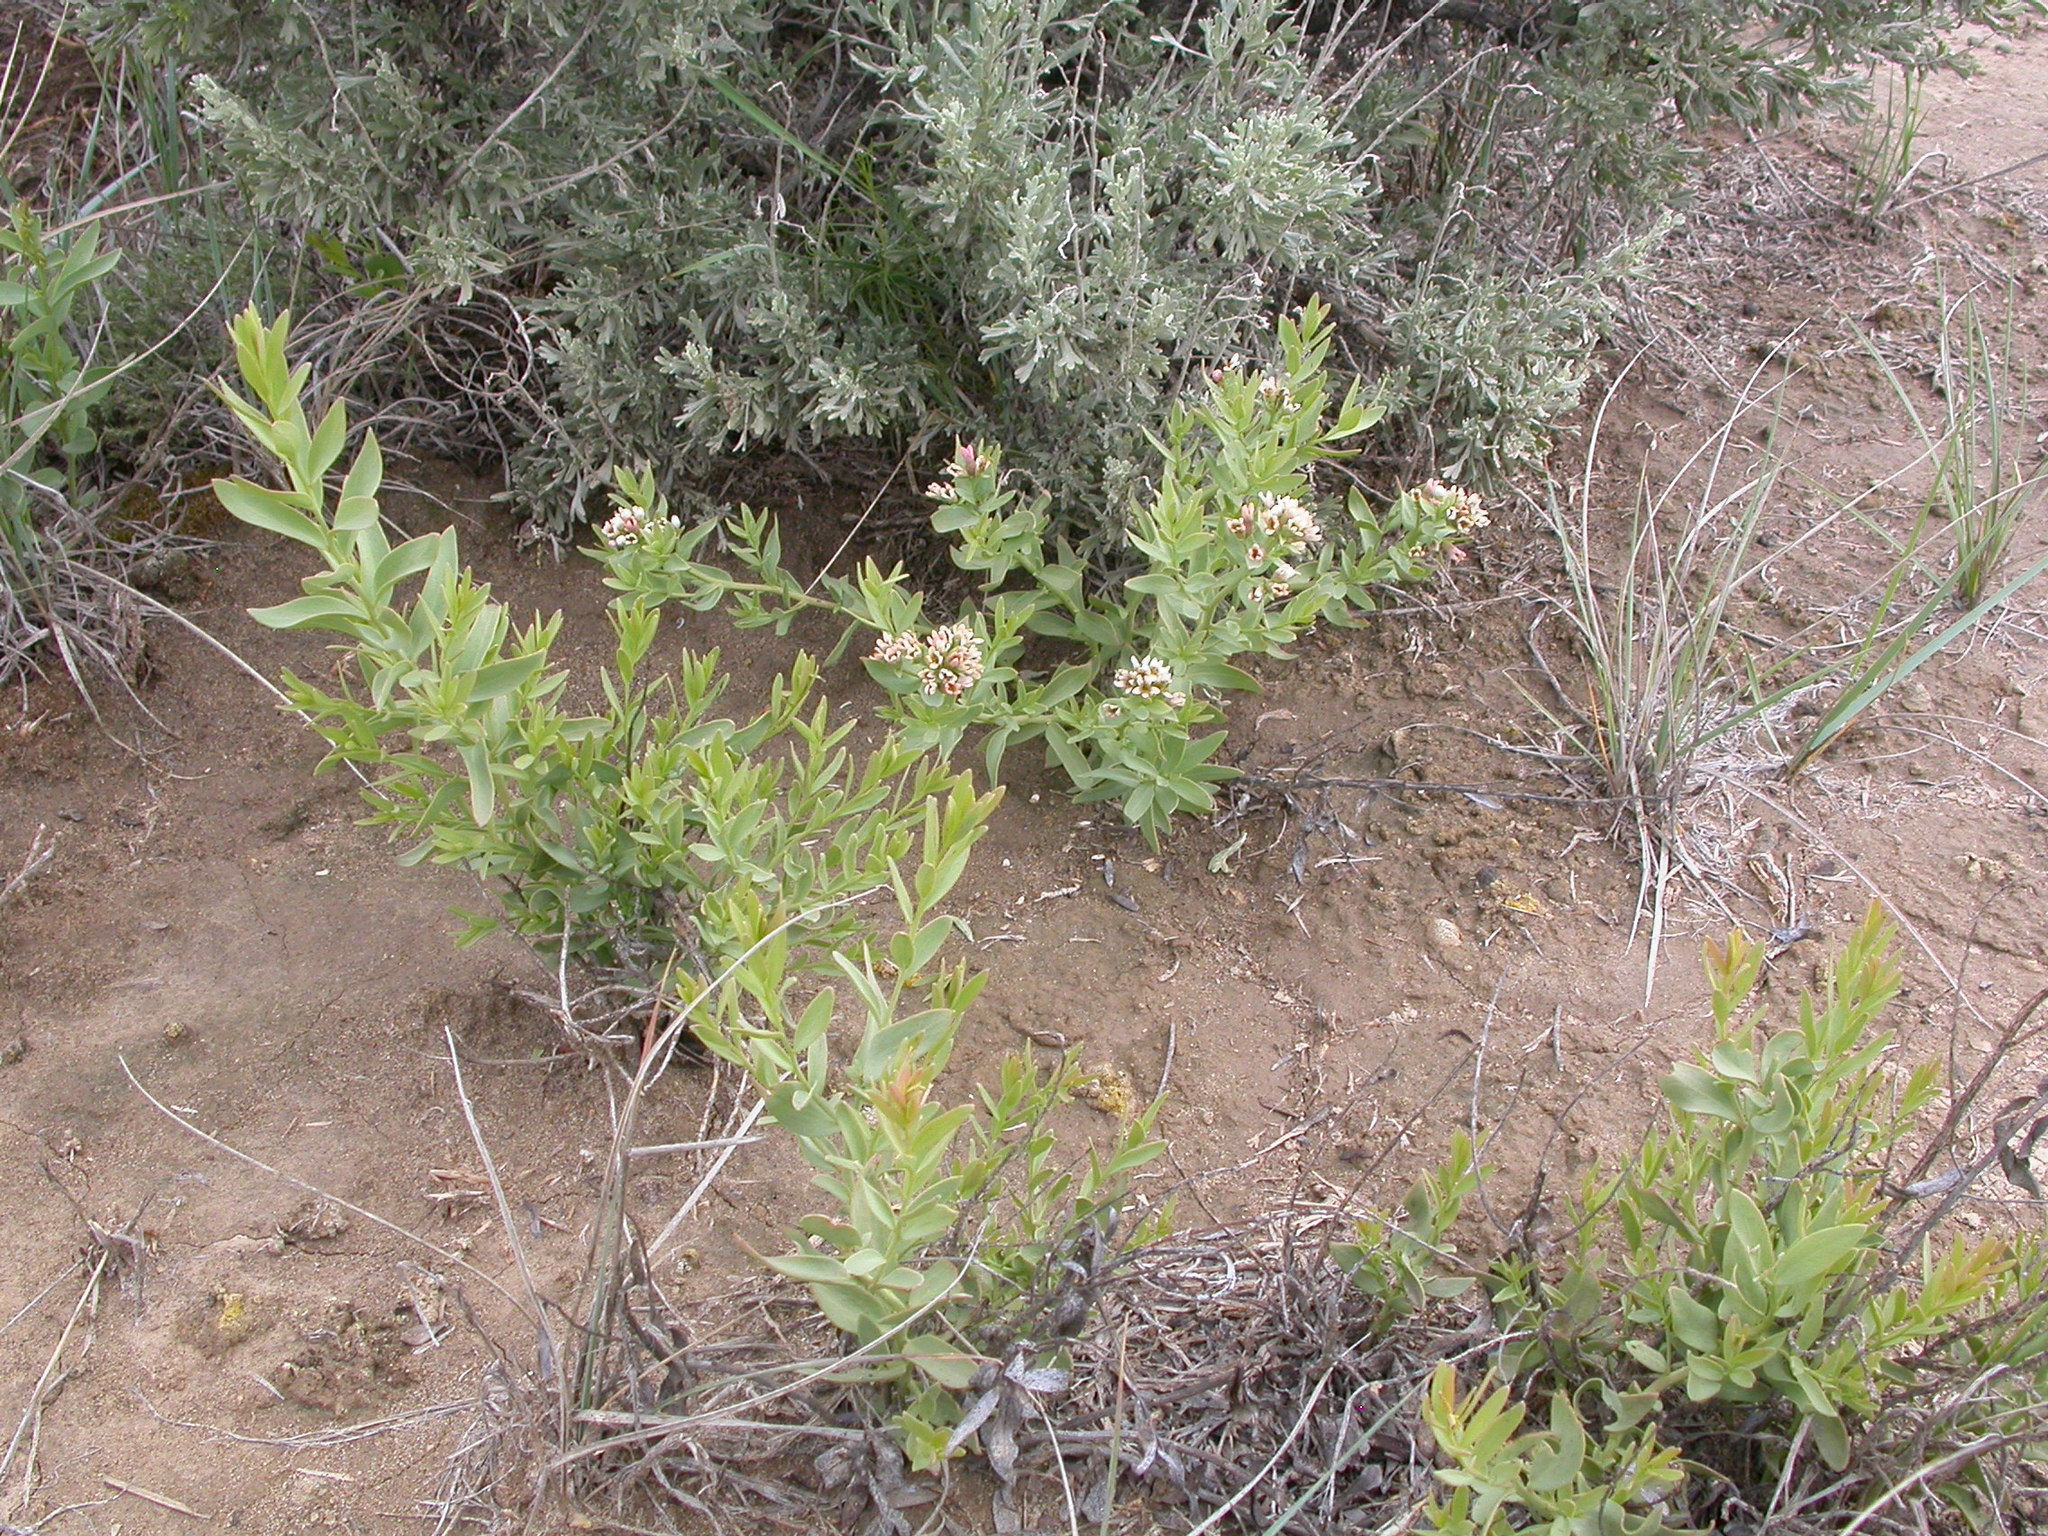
left=1552, top=912, right=1959, bottom=1471
left=210, top=305, right=985, bottom=980
left=1434, top=907, right=2044, bottom=1532
left=214, top=305, right=1166, bottom=1468
left=601, top=301, right=1476, bottom=844
left=0, top=10, right=244, bottom=703
left=0, top=201, right=121, bottom=683
left=1334, top=1130, right=1482, bottom=1332
left=685, top=924, right=1163, bottom=1464
left=1848, top=65, right=1932, bottom=225
left=0, top=206, right=117, bottom=502
left=1343, top=909, right=2048, bottom=1532
left=1422, top=1366, right=1695, bottom=1536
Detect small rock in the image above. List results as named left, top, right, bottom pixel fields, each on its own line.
left=161, top=1020, right=188, bottom=1044
left=0, top=1036, right=24, bottom=1066
left=1425, top=916, right=1463, bottom=951
left=1897, top=680, right=1933, bottom=714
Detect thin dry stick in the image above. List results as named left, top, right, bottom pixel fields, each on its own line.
left=101, top=1476, right=206, bottom=1520
left=1469, top=974, right=1503, bottom=1148
left=46, top=179, right=237, bottom=237
left=138, top=1391, right=469, bottom=1449
left=553, top=1230, right=1006, bottom=1479
left=805, top=446, right=910, bottom=595
left=0, top=1251, right=109, bottom=1497
left=1033, top=1393, right=1083, bottom=1536
left=1886, top=721, right=2048, bottom=807
left=519, top=98, right=696, bottom=205
left=628, top=1133, right=765, bottom=1160
left=1886, top=1078, right=2048, bottom=1273
left=443, top=20, right=597, bottom=191
left=10, top=1224, right=122, bottom=1513
left=1903, top=985, right=2048, bottom=1190
left=69, top=568, right=290, bottom=705
left=0, top=13, right=61, bottom=171
left=0, top=824, right=53, bottom=910
left=0, top=1269, right=72, bottom=1342
left=444, top=1028, right=559, bottom=1384
left=1156, top=1015, right=1178, bottom=1102
left=602, top=888, right=884, bottom=1252
left=567, top=1407, right=863, bottom=1438
left=546, top=1265, right=978, bottom=1472
left=1310, top=0, right=1447, bottom=93
left=647, top=1100, right=765, bottom=1259
left=1837, top=1433, right=2025, bottom=1536
left=562, top=888, right=884, bottom=1446
left=1179, top=1365, right=1337, bottom=1536
left=1894, top=148, right=2048, bottom=209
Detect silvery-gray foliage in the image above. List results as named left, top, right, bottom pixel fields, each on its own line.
left=87, top=0, right=2025, bottom=534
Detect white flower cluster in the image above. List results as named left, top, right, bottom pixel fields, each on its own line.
left=597, top=506, right=678, bottom=549
left=1227, top=493, right=1322, bottom=550
left=1226, top=492, right=1322, bottom=603
left=1112, top=654, right=1186, bottom=709
left=1421, top=478, right=1489, bottom=534
left=871, top=622, right=985, bottom=698
left=1247, top=559, right=1301, bottom=605
left=1256, top=374, right=1299, bottom=411
left=926, top=442, right=987, bottom=502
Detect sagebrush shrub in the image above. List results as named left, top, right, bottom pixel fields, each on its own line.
left=84, top=0, right=2019, bottom=539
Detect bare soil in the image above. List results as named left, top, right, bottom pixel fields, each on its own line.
left=4, top=35, right=2048, bottom=1534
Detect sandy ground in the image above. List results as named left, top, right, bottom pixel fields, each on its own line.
left=3, top=29, right=2048, bottom=1534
